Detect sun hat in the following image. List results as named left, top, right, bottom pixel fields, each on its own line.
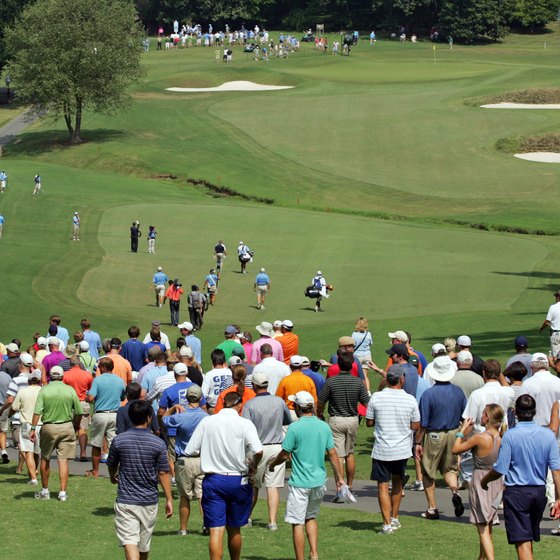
left=426, top=356, right=456, bottom=382
left=256, top=322, right=273, bottom=337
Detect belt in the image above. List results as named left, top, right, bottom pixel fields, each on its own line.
left=96, top=410, right=118, bottom=413
left=206, top=472, right=245, bottom=476
left=262, top=443, right=282, bottom=446
left=42, top=421, right=72, bottom=425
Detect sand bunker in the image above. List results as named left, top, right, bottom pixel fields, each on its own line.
left=481, top=103, right=560, bottom=109
left=166, top=80, right=294, bottom=93
left=514, top=152, right=560, bottom=163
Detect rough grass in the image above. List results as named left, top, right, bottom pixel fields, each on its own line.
left=497, top=132, right=560, bottom=154
left=466, top=88, right=560, bottom=106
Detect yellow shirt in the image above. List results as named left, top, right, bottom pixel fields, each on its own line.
left=276, top=371, right=317, bottom=410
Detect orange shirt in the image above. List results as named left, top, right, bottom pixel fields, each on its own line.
left=278, top=332, right=299, bottom=365
left=214, top=386, right=256, bottom=414
left=165, top=285, right=184, bottom=301
left=63, top=366, right=93, bottom=401
left=96, top=353, right=132, bottom=385
left=276, top=371, right=317, bottom=409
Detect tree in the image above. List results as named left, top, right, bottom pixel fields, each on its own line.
left=5, top=0, right=145, bottom=144
left=510, top=0, right=560, bottom=30
left=0, top=0, right=34, bottom=68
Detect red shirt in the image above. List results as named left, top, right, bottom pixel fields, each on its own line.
left=165, top=285, right=184, bottom=301
left=63, top=366, right=93, bottom=401
left=326, top=362, right=359, bottom=378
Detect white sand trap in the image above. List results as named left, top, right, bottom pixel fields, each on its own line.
left=166, top=80, right=294, bottom=93
left=514, top=152, right=560, bottom=163
left=481, top=102, right=560, bottom=109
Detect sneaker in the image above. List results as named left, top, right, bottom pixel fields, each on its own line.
left=34, top=490, right=50, bottom=500
left=244, top=518, right=252, bottom=527
left=379, top=525, right=394, bottom=535
left=58, top=492, right=68, bottom=502
left=28, top=479, right=38, bottom=486
left=452, top=493, right=464, bottom=517
left=177, top=530, right=189, bottom=536
left=1, top=452, right=9, bottom=464
left=421, top=508, right=440, bottom=520
left=171, top=477, right=176, bottom=485
left=409, top=480, right=424, bottom=491
left=390, top=518, right=401, bottom=530
left=100, top=454, right=108, bottom=464
left=551, top=527, right=560, bottom=536
left=202, top=526, right=210, bottom=536
left=266, top=523, right=278, bottom=531
left=331, top=494, right=344, bottom=504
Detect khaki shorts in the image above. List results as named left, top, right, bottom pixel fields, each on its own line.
left=0, top=409, right=9, bottom=432
left=79, top=402, right=91, bottom=431
left=176, top=456, right=204, bottom=500
left=40, top=422, right=76, bottom=460
left=90, top=412, right=117, bottom=448
left=19, top=423, right=41, bottom=454
left=329, top=416, right=359, bottom=458
left=256, top=285, right=268, bottom=293
left=155, top=284, right=165, bottom=296
left=167, top=436, right=176, bottom=463
left=253, top=444, right=285, bottom=489
left=114, top=502, right=158, bottom=552
left=421, top=429, right=460, bottom=480
left=285, top=484, right=326, bottom=525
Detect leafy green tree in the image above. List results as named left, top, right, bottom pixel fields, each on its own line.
left=510, top=0, right=560, bottom=30
left=5, top=0, right=144, bottom=143
left=0, top=0, right=34, bottom=68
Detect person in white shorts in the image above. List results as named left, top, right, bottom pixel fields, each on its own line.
left=539, top=290, right=560, bottom=357
left=32, top=174, right=42, bottom=195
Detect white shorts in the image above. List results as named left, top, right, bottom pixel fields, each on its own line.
left=19, top=423, right=41, bottom=454
left=0, top=409, right=9, bottom=432
left=285, top=484, right=326, bottom=525
left=114, top=502, right=158, bottom=552
left=253, top=444, right=285, bottom=489
left=90, top=412, right=117, bottom=448
left=155, top=284, right=165, bottom=295
left=257, top=285, right=268, bottom=294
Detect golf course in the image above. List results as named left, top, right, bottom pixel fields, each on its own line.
left=2, top=23, right=560, bottom=558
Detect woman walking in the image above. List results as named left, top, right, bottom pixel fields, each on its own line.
left=147, top=225, right=157, bottom=253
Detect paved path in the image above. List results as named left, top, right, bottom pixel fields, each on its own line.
left=4, top=444, right=558, bottom=532
left=0, top=110, right=34, bottom=151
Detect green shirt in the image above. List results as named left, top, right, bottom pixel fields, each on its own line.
left=216, top=339, right=244, bottom=361
left=282, top=415, right=334, bottom=488
left=34, top=381, right=83, bottom=424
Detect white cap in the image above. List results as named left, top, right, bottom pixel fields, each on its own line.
left=282, top=320, right=294, bottom=329
left=157, top=266, right=162, bottom=271
left=457, top=335, right=472, bottom=347
left=273, top=320, right=283, bottom=328
left=228, top=356, right=242, bottom=366
left=456, top=350, right=473, bottom=364
left=178, top=322, right=193, bottom=331
left=316, top=270, right=322, bottom=276
left=431, top=343, right=446, bottom=355
left=47, top=336, right=60, bottom=346
left=532, top=352, right=549, bottom=363
left=37, top=337, right=48, bottom=347
left=79, top=340, right=90, bottom=351
left=388, top=330, right=408, bottom=343
left=173, top=363, right=188, bottom=376
left=20, top=353, right=34, bottom=367
left=179, top=346, right=193, bottom=358
left=290, top=355, right=304, bottom=367
left=6, top=343, right=19, bottom=353
left=50, top=365, right=64, bottom=379
left=260, top=267, right=265, bottom=272
left=288, top=391, right=314, bottom=407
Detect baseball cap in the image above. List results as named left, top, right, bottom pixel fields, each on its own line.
left=288, top=391, right=314, bottom=407
left=431, top=343, right=446, bottom=355
left=456, top=350, right=473, bottom=364
left=228, top=356, right=242, bottom=366
left=260, top=267, right=265, bottom=272
left=37, top=337, right=48, bottom=347
left=47, top=336, right=60, bottom=346
left=178, top=322, right=193, bottom=331
left=186, top=384, right=202, bottom=401
left=514, top=335, right=529, bottom=348
left=29, top=370, right=42, bottom=381
left=457, top=335, right=472, bottom=347
left=386, top=364, right=405, bottom=384
left=20, top=353, right=34, bottom=366
left=282, top=320, right=294, bottom=329
left=532, top=352, right=549, bottom=363
left=388, top=330, right=408, bottom=343
left=273, top=320, right=283, bottom=328
left=6, top=343, right=19, bottom=353
left=79, top=340, right=90, bottom=351
left=225, top=325, right=237, bottom=335
left=173, top=363, right=188, bottom=376
left=157, top=266, right=163, bottom=271
left=252, top=372, right=269, bottom=387
left=301, top=356, right=310, bottom=367
left=386, top=343, right=409, bottom=358
left=338, top=336, right=355, bottom=347
left=316, top=271, right=322, bottom=276
left=74, top=211, right=79, bottom=215
left=290, top=355, right=304, bottom=367
left=50, top=365, right=64, bottom=378
left=179, top=346, right=193, bottom=358
left=151, top=320, right=161, bottom=326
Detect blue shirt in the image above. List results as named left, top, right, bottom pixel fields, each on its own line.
left=302, top=368, right=325, bottom=393
left=415, top=375, right=430, bottom=403
left=162, top=407, right=208, bottom=456
left=205, top=273, right=218, bottom=287
left=419, top=382, right=466, bottom=430
left=88, top=373, right=126, bottom=412
left=54, top=326, right=69, bottom=346
left=120, top=339, right=147, bottom=372
left=159, top=381, right=207, bottom=436
left=0, top=215, right=4, bottom=225
left=141, top=365, right=168, bottom=395
left=83, top=330, right=102, bottom=360
left=185, top=334, right=202, bottom=365
left=402, top=363, right=419, bottom=398
left=153, top=271, right=167, bottom=285
left=255, top=272, right=269, bottom=285
left=494, top=421, right=560, bottom=486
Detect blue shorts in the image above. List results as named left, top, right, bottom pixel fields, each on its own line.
left=202, top=474, right=253, bottom=528
left=503, top=485, right=546, bottom=544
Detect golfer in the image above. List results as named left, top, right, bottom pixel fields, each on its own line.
left=254, top=268, right=270, bottom=310
left=130, top=221, right=141, bottom=253
left=214, top=240, right=227, bottom=276
left=72, top=212, right=80, bottom=241
left=237, top=241, right=252, bottom=274
left=0, top=170, right=7, bottom=193
left=152, top=267, right=168, bottom=308
left=32, top=174, right=42, bottom=196
left=311, top=271, right=329, bottom=313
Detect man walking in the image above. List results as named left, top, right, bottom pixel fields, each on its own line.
left=366, top=365, right=420, bottom=533
left=251, top=344, right=290, bottom=395
left=482, top=395, right=560, bottom=560
left=214, top=240, right=227, bottom=277
left=107, top=400, right=173, bottom=560
left=72, top=212, right=80, bottom=241
left=32, top=174, right=42, bottom=195
left=120, top=326, right=147, bottom=373
left=203, top=270, right=218, bottom=306
left=152, top=266, right=168, bottom=308
left=269, top=391, right=344, bottom=560
left=186, top=392, right=263, bottom=560
left=254, top=268, right=270, bottom=310
left=243, top=372, right=292, bottom=530
left=237, top=241, right=252, bottom=274
left=276, top=356, right=318, bottom=420
left=30, top=366, right=83, bottom=501
left=188, top=285, right=207, bottom=330
left=277, top=320, right=299, bottom=365
left=317, top=352, right=370, bottom=500
left=0, top=212, right=4, bottom=238
left=0, top=170, right=7, bottom=193
left=130, top=220, right=141, bottom=253
left=539, top=289, right=560, bottom=357
left=164, top=279, right=184, bottom=327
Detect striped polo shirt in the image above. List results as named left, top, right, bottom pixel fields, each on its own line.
left=318, top=372, right=370, bottom=417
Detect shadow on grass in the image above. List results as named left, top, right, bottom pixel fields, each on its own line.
left=92, top=506, right=115, bottom=517
left=494, top=271, right=560, bottom=280
left=13, top=491, right=36, bottom=500
left=3, top=128, right=127, bottom=156
left=336, top=519, right=375, bottom=530
left=2, top=476, right=28, bottom=484
left=245, top=557, right=293, bottom=560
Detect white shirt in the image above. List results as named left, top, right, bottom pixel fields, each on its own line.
left=251, top=357, right=290, bottom=395
left=147, top=372, right=176, bottom=404
left=366, top=388, right=420, bottom=461
left=186, top=408, right=263, bottom=474
left=201, top=368, right=233, bottom=407
left=547, top=302, right=560, bottom=331
left=520, top=369, right=560, bottom=426
left=463, top=381, right=514, bottom=432
left=142, top=331, right=171, bottom=351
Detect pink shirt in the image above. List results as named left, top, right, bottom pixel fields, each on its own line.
left=250, top=337, right=284, bottom=365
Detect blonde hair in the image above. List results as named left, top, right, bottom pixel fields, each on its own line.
left=444, top=337, right=457, bottom=354
left=484, top=403, right=507, bottom=436
left=355, top=317, right=368, bottom=332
